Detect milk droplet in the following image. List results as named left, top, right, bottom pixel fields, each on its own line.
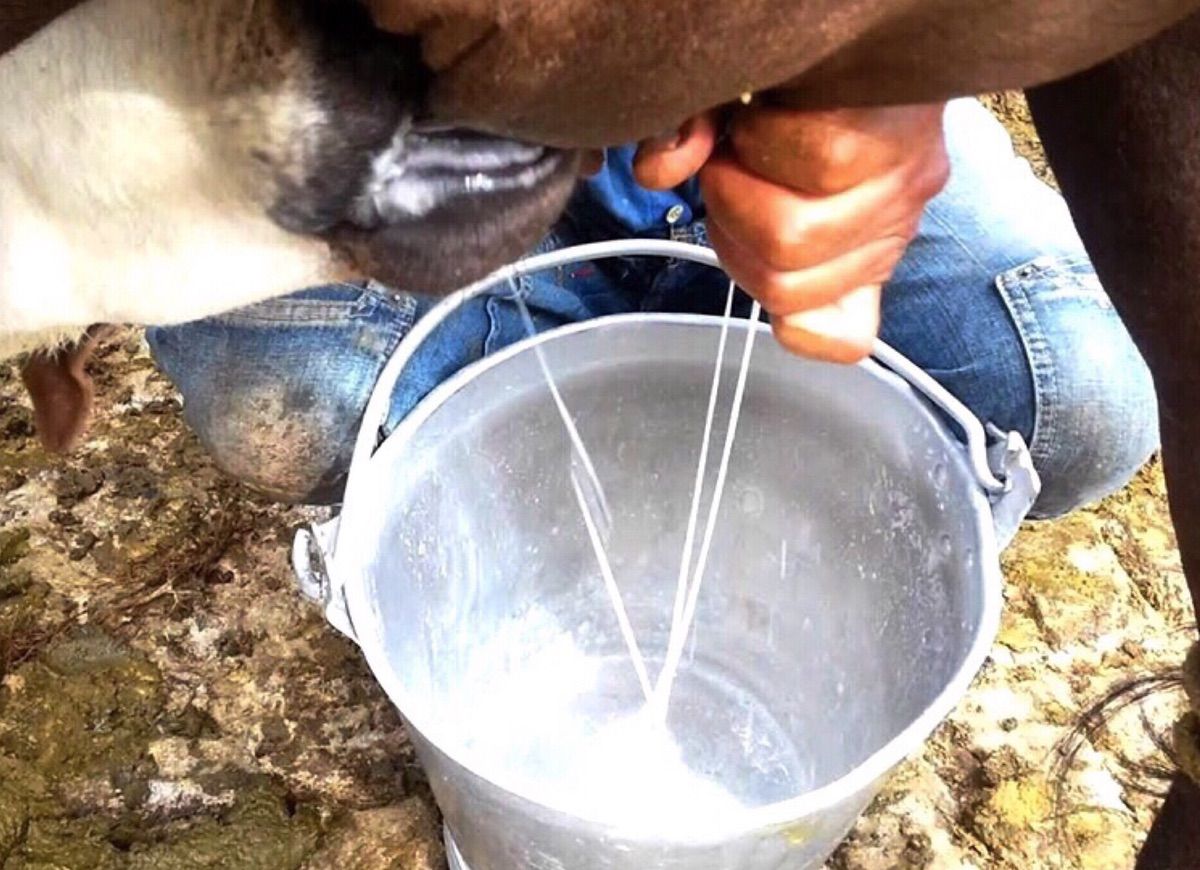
left=932, top=463, right=948, bottom=488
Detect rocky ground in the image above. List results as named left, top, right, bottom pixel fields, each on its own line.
left=0, top=96, right=1193, bottom=869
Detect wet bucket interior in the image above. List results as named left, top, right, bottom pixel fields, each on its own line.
left=333, top=310, right=1004, bottom=867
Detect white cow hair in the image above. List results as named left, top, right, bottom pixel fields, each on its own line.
left=0, top=0, right=360, bottom=359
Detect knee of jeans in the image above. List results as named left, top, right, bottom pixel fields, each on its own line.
left=184, top=384, right=360, bottom=505
left=146, top=324, right=374, bottom=506
left=1025, top=322, right=1160, bottom=519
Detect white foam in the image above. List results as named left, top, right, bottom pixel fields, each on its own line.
left=439, top=608, right=749, bottom=837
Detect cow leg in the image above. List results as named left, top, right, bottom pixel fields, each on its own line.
left=1133, top=774, right=1200, bottom=869
left=1027, top=12, right=1200, bottom=868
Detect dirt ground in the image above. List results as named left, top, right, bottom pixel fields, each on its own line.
left=0, top=97, right=1193, bottom=869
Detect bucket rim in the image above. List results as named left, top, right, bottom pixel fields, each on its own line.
left=335, top=311, right=1004, bottom=841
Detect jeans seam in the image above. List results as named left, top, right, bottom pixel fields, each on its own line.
left=995, top=264, right=1060, bottom=471
left=374, top=293, right=429, bottom=440
left=924, top=202, right=1059, bottom=451
left=205, top=283, right=377, bottom=325
left=358, top=293, right=419, bottom=421
left=387, top=293, right=419, bottom=343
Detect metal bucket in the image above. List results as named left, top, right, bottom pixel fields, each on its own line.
left=293, top=241, right=1039, bottom=869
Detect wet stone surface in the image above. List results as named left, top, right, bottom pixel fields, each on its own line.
left=0, top=99, right=1191, bottom=868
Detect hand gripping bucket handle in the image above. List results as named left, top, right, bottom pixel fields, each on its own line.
left=292, top=239, right=1040, bottom=640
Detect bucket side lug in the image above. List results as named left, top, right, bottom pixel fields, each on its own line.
left=984, top=425, right=1041, bottom=550
left=291, top=516, right=357, bottom=642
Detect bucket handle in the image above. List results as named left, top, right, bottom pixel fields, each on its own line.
left=298, top=240, right=1039, bottom=638
left=345, top=240, right=1017, bottom=502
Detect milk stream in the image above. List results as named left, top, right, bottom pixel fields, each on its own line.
left=510, top=281, right=763, bottom=821
left=663, top=283, right=736, bottom=686
left=513, top=295, right=649, bottom=699
left=653, top=290, right=761, bottom=718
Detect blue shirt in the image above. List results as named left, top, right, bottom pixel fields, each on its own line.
left=574, top=144, right=705, bottom=237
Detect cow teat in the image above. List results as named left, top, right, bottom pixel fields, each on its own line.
left=327, top=130, right=577, bottom=293
left=261, top=0, right=578, bottom=294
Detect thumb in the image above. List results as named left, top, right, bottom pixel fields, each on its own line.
left=633, top=112, right=719, bottom=190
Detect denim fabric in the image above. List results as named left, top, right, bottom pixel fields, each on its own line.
left=145, top=283, right=416, bottom=503
left=880, top=99, right=1158, bottom=516
left=147, top=99, right=1158, bottom=517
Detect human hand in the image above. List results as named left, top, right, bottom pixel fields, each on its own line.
left=634, top=103, right=950, bottom=362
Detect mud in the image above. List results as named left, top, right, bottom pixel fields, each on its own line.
left=0, top=337, right=444, bottom=868
left=0, top=629, right=324, bottom=869
left=0, top=96, right=1190, bottom=869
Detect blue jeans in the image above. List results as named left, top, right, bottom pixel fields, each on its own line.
left=147, top=99, right=1158, bottom=518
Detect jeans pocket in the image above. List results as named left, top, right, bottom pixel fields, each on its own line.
left=993, top=254, right=1158, bottom=516
left=999, top=255, right=1112, bottom=310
